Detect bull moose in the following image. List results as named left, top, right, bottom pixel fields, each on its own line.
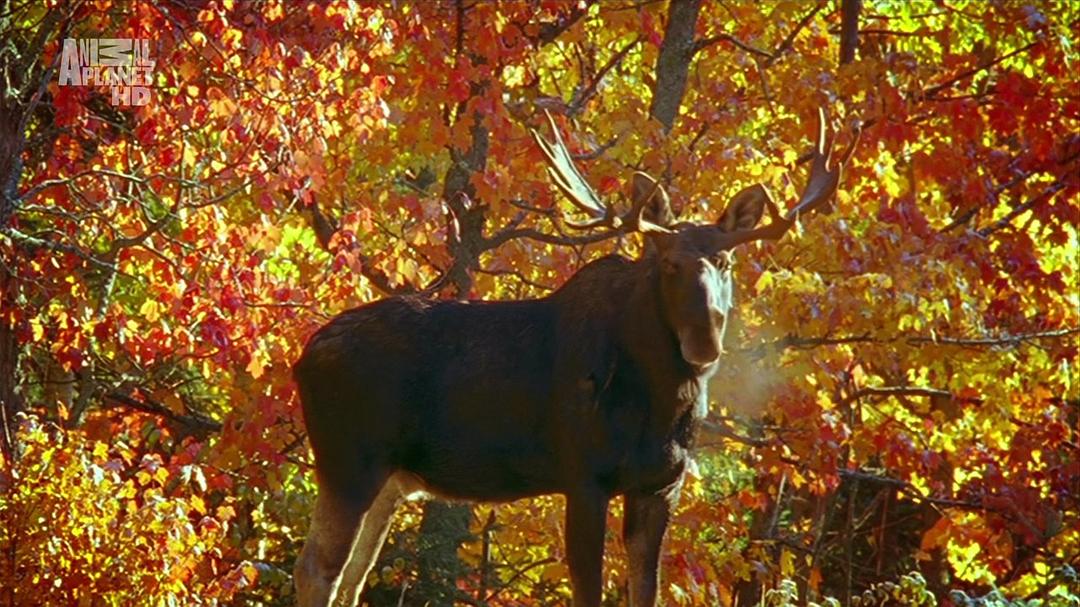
left=293, top=110, right=851, bottom=606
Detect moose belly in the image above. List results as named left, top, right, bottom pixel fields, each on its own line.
left=398, top=438, right=688, bottom=503
left=398, top=437, right=563, bottom=502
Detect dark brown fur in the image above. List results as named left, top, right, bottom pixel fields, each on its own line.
left=291, top=187, right=768, bottom=607
left=295, top=254, right=700, bottom=504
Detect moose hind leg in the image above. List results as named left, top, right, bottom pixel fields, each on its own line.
left=335, top=473, right=414, bottom=607
left=295, top=475, right=387, bottom=607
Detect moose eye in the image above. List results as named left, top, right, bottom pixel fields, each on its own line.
left=661, top=258, right=678, bottom=274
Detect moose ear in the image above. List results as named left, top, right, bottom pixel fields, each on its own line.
left=630, top=172, right=675, bottom=227
left=717, top=184, right=770, bottom=233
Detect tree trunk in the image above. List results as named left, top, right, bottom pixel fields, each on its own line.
left=0, top=263, right=18, bottom=464
left=839, top=0, right=861, bottom=66
left=650, top=0, right=703, bottom=132
left=0, top=79, right=26, bottom=465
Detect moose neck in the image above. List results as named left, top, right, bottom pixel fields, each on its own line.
left=620, top=256, right=710, bottom=422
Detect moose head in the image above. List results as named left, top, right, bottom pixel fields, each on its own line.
left=532, top=108, right=850, bottom=370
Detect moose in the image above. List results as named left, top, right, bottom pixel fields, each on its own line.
left=293, top=110, right=851, bottom=607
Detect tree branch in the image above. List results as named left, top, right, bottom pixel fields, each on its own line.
left=700, top=418, right=767, bottom=447
left=850, top=386, right=954, bottom=400
left=845, top=385, right=983, bottom=406
left=483, top=222, right=634, bottom=250
left=856, top=28, right=945, bottom=37
left=104, top=391, right=222, bottom=437
left=767, top=1, right=828, bottom=66
left=921, top=41, right=1038, bottom=100
left=905, top=328, right=1080, bottom=347
left=1, top=226, right=117, bottom=271
left=568, top=36, right=642, bottom=116
left=741, top=328, right=1080, bottom=356
left=693, top=33, right=773, bottom=60
left=976, top=179, right=1068, bottom=236
left=301, top=192, right=418, bottom=297
left=532, top=1, right=594, bottom=46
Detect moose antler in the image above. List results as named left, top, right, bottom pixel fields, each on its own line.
left=531, top=111, right=665, bottom=231
left=721, top=108, right=859, bottom=247
left=531, top=111, right=610, bottom=228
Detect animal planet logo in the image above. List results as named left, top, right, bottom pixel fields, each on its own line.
left=57, top=38, right=155, bottom=106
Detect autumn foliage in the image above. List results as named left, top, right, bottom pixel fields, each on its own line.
left=0, top=1, right=1077, bottom=606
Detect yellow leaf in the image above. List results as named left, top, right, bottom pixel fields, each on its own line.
left=246, top=351, right=265, bottom=379
left=780, top=549, right=795, bottom=577
left=140, top=299, right=160, bottom=323
left=209, top=95, right=237, bottom=120
left=754, top=270, right=774, bottom=292
left=222, top=27, right=243, bottom=49
left=883, top=171, right=907, bottom=198
left=120, top=480, right=137, bottom=499
left=183, top=145, right=198, bottom=169
left=241, top=562, right=258, bottom=585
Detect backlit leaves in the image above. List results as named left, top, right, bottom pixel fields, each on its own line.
left=1, top=0, right=1077, bottom=605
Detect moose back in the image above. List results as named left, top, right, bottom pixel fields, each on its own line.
left=292, top=110, right=847, bottom=607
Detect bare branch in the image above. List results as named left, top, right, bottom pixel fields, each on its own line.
left=484, top=223, right=633, bottom=250
left=104, top=391, right=222, bottom=436
left=300, top=192, right=419, bottom=297
left=856, top=28, right=945, bottom=37
left=700, top=418, right=767, bottom=447
left=976, top=179, right=1068, bottom=236
left=850, top=386, right=953, bottom=400
left=474, top=267, right=557, bottom=293
left=906, top=328, right=1080, bottom=347
left=845, top=385, right=983, bottom=405
left=693, top=33, right=774, bottom=59
left=921, top=41, right=1038, bottom=100
left=767, top=1, right=828, bottom=66
left=1, top=226, right=117, bottom=271
left=569, top=36, right=642, bottom=116
left=530, top=1, right=595, bottom=47
left=571, top=134, right=621, bottom=161
left=741, top=328, right=1080, bottom=356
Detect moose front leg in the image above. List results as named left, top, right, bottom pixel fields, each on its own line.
left=623, top=485, right=681, bottom=607
left=565, top=489, right=610, bottom=607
